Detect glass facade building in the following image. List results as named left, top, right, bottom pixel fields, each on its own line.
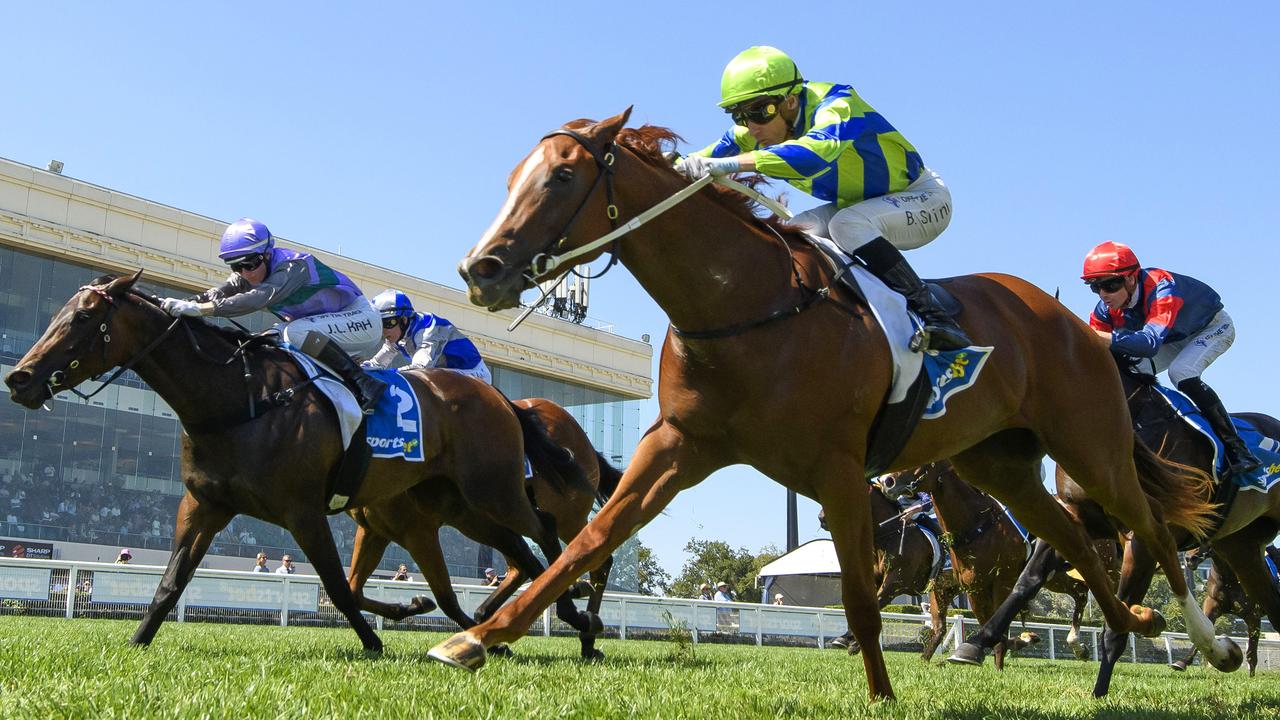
left=0, top=243, right=644, bottom=589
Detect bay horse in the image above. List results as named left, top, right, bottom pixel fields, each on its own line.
left=1170, top=545, right=1274, bottom=677
left=881, top=461, right=1114, bottom=666
left=345, top=397, right=623, bottom=660
left=439, top=109, right=1234, bottom=700
left=820, top=487, right=952, bottom=656
left=951, top=359, right=1280, bottom=695
left=2, top=273, right=598, bottom=653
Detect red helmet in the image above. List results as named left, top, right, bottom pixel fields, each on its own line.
left=1081, top=241, right=1140, bottom=280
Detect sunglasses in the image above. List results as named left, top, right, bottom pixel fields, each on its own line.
left=728, top=97, right=783, bottom=127
left=381, top=317, right=401, bottom=330
left=228, top=254, right=266, bottom=273
left=1087, top=276, right=1127, bottom=294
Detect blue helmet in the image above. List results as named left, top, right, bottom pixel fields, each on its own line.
left=372, top=289, right=415, bottom=319
left=218, top=218, right=274, bottom=261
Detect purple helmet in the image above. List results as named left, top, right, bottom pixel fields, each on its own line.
left=218, top=218, right=274, bottom=262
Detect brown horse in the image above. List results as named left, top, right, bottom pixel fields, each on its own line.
left=2, top=273, right=598, bottom=653
left=345, top=398, right=622, bottom=660
left=439, top=110, right=1233, bottom=699
left=951, top=360, right=1280, bottom=695
left=881, top=461, right=1113, bottom=666
left=1171, top=545, right=1274, bottom=676
left=822, top=487, right=951, bottom=655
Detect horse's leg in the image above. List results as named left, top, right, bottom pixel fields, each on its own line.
left=578, top=555, right=615, bottom=661
left=1245, top=610, right=1260, bottom=677
left=1093, top=537, right=1159, bottom=697
left=1068, top=583, right=1091, bottom=661
left=474, top=563, right=523, bottom=623
left=288, top=513, right=382, bottom=653
left=1171, top=644, right=1199, bottom=671
left=347, top=522, right=437, bottom=621
left=1209, top=530, right=1280, bottom=670
left=131, top=493, right=231, bottom=646
left=428, top=421, right=715, bottom=671
left=523, top=507, right=601, bottom=635
left=921, top=581, right=949, bottom=662
left=818, top=465, right=895, bottom=701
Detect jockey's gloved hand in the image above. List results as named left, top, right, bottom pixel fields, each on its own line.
left=161, top=298, right=203, bottom=317
left=678, top=155, right=740, bottom=181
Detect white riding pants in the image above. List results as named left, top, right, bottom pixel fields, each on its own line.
left=790, top=168, right=953, bottom=254
left=280, top=297, right=383, bottom=361
left=1151, top=309, right=1235, bottom=385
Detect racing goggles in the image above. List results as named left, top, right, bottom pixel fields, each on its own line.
left=728, top=96, right=783, bottom=127
left=1086, top=276, right=1127, bottom=294
left=228, top=254, right=266, bottom=273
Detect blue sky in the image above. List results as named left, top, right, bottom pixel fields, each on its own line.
left=5, top=3, right=1278, bottom=575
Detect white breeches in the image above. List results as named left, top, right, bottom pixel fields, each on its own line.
left=790, top=168, right=953, bottom=254
left=280, top=297, right=383, bottom=361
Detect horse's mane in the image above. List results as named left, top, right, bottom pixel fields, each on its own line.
left=566, top=120, right=804, bottom=242
left=90, top=273, right=253, bottom=348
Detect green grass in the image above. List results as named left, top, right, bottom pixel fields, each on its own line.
left=1, top=617, right=1278, bottom=719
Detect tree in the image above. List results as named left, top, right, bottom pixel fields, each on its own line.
left=635, top=541, right=671, bottom=596
left=669, top=539, right=782, bottom=603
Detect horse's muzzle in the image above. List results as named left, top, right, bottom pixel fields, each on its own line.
left=3, top=367, right=52, bottom=408
left=457, top=256, right=523, bottom=311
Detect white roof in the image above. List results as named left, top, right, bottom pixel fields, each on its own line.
left=757, top=539, right=842, bottom=578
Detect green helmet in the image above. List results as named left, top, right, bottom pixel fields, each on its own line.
left=718, top=46, right=804, bottom=108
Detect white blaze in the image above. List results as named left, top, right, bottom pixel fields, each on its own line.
left=473, top=146, right=551, bottom=258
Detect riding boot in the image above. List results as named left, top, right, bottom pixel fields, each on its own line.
left=300, top=331, right=387, bottom=415
left=1177, top=377, right=1261, bottom=476
left=853, top=237, right=972, bottom=352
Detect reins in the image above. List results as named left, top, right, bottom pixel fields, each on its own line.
left=513, top=130, right=858, bottom=339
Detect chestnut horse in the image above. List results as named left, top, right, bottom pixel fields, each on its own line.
left=1171, top=545, right=1272, bottom=676
left=440, top=110, right=1232, bottom=699
left=881, top=461, right=1114, bottom=666
left=951, top=360, right=1280, bottom=695
left=2, top=273, right=597, bottom=653
left=345, top=398, right=623, bottom=660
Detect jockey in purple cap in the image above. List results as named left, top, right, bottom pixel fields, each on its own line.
left=159, top=218, right=387, bottom=414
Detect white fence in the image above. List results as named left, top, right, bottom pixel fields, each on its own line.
left=3, top=558, right=1278, bottom=669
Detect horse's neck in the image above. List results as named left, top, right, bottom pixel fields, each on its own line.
left=931, top=473, right=990, bottom=535
left=614, top=157, right=804, bottom=335
left=131, top=318, right=253, bottom=428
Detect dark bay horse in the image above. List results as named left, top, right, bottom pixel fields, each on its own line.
left=440, top=110, right=1232, bottom=699
left=1170, top=545, right=1275, bottom=676
left=2, top=273, right=597, bottom=652
left=881, top=461, right=1113, bottom=666
left=345, top=397, right=622, bottom=660
left=822, top=487, right=950, bottom=655
left=951, top=361, right=1280, bottom=695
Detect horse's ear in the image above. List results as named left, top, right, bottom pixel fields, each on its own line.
left=591, top=106, right=633, bottom=143
left=106, top=269, right=144, bottom=297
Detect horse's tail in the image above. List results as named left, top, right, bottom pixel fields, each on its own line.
left=593, top=451, right=624, bottom=506
left=510, top=402, right=587, bottom=495
left=1132, top=438, right=1217, bottom=539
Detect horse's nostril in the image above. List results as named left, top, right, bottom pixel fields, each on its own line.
left=4, top=369, right=31, bottom=391
left=467, top=257, right=505, bottom=283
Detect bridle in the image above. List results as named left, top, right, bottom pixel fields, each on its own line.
left=518, top=129, right=856, bottom=340
left=48, top=284, right=183, bottom=403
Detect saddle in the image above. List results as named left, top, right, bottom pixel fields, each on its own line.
left=804, top=236, right=965, bottom=476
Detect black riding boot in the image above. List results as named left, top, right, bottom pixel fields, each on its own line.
left=853, top=237, right=972, bottom=352
left=300, top=331, right=387, bottom=415
left=1177, top=377, right=1261, bottom=476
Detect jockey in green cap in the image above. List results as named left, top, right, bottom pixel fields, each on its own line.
left=681, top=46, right=971, bottom=351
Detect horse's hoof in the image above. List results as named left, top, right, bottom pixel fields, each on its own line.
left=846, top=643, right=862, bottom=657
left=489, top=643, right=515, bottom=659
left=1073, top=645, right=1091, bottom=661
left=584, top=611, right=604, bottom=635
left=569, top=580, right=595, bottom=600
left=427, top=632, right=486, bottom=672
left=1010, top=631, right=1040, bottom=651
left=581, top=648, right=605, bottom=663
left=828, top=637, right=850, bottom=650
left=408, top=595, right=438, bottom=615
left=1207, top=637, right=1243, bottom=673
left=1169, top=662, right=1187, bottom=672
left=948, top=643, right=987, bottom=666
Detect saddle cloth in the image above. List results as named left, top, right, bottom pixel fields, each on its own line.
left=807, top=236, right=993, bottom=419
left=283, top=348, right=425, bottom=462
left=1149, top=384, right=1280, bottom=492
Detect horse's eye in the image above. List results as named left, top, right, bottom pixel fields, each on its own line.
left=73, top=311, right=91, bottom=323
left=554, top=167, right=573, bottom=183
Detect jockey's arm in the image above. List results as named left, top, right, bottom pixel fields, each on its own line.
left=203, top=262, right=311, bottom=317
left=407, top=320, right=447, bottom=369
left=364, top=340, right=408, bottom=371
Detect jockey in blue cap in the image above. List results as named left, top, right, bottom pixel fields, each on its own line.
left=159, top=218, right=387, bottom=414
left=366, top=289, right=493, bottom=384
